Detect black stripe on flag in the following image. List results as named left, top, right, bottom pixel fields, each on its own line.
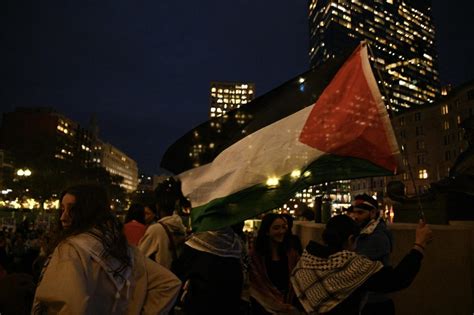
left=160, top=49, right=355, bottom=174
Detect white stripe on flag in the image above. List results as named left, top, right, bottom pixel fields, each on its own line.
left=179, top=104, right=324, bottom=207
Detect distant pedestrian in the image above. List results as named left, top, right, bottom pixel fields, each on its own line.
left=33, top=183, right=181, bottom=314
left=144, top=204, right=158, bottom=226
left=139, top=177, right=186, bottom=269
left=124, top=203, right=146, bottom=246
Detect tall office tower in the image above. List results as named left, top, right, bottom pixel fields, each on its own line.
left=188, top=82, right=256, bottom=168
left=309, top=0, right=440, bottom=112
left=209, top=82, right=255, bottom=118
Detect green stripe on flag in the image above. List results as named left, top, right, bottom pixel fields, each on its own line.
left=191, top=154, right=391, bottom=232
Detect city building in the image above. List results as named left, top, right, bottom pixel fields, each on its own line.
left=308, top=0, right=440, bottom=112
left=93, top=140, right=139, bottom=192
left=0, top=107, right=94, bottom=166
left=188, top=81, right=256, bottom=168
left=137, top=174, right=168, bottom=193
left=307, top=0, right=442, bottom=215
left=209, top=81, right=255, bottom=118
left=351, top=80, right=474, bottom=202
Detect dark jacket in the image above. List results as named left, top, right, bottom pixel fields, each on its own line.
left=356, top=220, right=393, bottom=266
left=356, top=219, right=394, bottom=304
left=173, top=244, right=243, bottom=315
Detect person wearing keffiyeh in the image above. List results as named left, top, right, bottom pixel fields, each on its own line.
left=290, top=215, right=432, bottom=315
left=172, top=227, right=244, bottom=315
left=32, top=184, right=181, bottom=315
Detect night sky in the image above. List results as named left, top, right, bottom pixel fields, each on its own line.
left=4, top=1, right=474, bottom=174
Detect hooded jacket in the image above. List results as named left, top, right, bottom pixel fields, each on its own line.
left=139, top=214, right=186, bottom=269
left=32, top=232, right=181, bottom=315
left=172, top=228, right=244, bottom=315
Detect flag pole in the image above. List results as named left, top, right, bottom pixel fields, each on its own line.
left=366, top=41, right=426, bottom=221
left=402, top=147, right=426, bottom=221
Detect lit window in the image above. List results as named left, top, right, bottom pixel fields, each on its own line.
left=443, top=121, right=450, bottom=130
left=418, top=169, right=428, bottom=179
left=441, top=104, right=449, bottom=115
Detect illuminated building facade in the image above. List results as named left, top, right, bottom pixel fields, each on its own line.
left=188, top=82, right=256, bottom=168
left=93, top=140, right=138, bottom=192
left=0, top=107, right=139, bottom=193
left=352, top=80, right=474, bottom=199
left=209, top=82, right=255, bottom=118
left=309, top=0, right=440, bottom=112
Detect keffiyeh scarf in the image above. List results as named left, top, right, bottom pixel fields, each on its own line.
left=290, top=249, right=382, bottom=313
left=185, top=228, right=242, bottom=258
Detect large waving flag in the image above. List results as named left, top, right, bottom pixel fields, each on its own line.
left=161, top=43, right=400, bottom=232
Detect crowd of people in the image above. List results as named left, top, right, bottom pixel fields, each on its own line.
left=0, top=178, right=433, bottom=315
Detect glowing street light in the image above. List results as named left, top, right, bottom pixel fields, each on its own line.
left=291, top=169, right=301, bottom=178
left=266, top=177, right=280, bottom=187
left=16, top=169, right=32, bottom=177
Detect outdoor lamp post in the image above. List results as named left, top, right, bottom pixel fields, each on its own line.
left=17, top=169, right=32, bottom=177
left=15, top=168, right=33, bottom=208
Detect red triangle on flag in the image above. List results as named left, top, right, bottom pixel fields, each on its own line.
left=299, top=45, right=398, bottom=172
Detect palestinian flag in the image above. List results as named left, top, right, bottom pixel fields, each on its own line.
left=161, top=43, right=400, bottom=232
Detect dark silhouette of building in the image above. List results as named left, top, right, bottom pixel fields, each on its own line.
left=0, top=107, right=94, bottom=167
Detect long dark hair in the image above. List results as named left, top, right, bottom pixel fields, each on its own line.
left=255, top=213, right=288, bottom=258
left=155, top=177, right=187, bottom=216
left=51, top=184, right=130, bottom=275
left=322, top=215, right=360, bottom=255
left=125, top=203, right=145, bottom=224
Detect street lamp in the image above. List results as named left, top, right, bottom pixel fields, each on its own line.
left=16, top=169, right=32, bottom=177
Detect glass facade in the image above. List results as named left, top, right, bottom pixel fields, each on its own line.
left=309, top=0, right=440, bottom=112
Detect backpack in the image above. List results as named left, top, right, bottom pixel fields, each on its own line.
left=157, top=222, right=185, bottom=263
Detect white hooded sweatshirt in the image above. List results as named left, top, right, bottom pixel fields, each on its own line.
left=32, top=232, right=181, bottom=315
